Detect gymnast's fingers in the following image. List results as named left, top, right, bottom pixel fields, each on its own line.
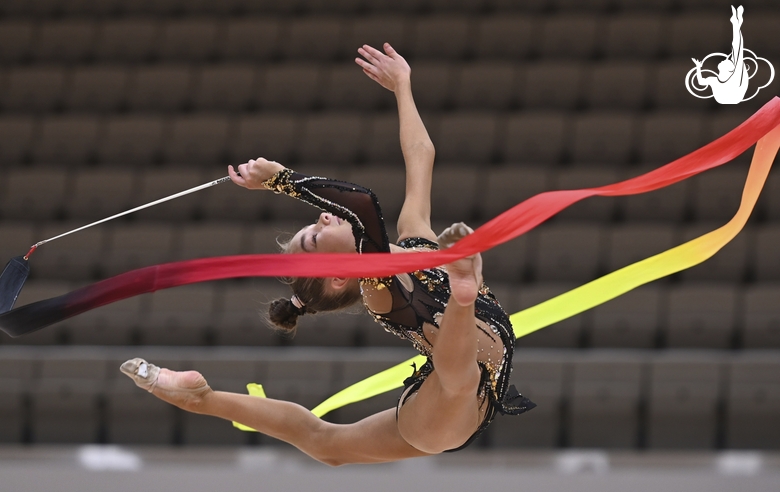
left=383, top=42, right=398, bottom=58
left=355, top=57, right=377, bottom=73
left=362, top=44, right=387, bottom=63
left=357, top=46, right=381, bottom=66
left=228, top=165, right=247, bottom=187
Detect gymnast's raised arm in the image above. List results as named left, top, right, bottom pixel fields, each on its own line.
left=356, top=43, right=438, bottom=244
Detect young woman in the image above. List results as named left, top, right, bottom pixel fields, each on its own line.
left=122, top=43, right=533, bottom=464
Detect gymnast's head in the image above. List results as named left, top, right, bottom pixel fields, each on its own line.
left=267, top=212, right=362, bottom=335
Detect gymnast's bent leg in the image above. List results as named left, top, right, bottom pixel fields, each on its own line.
left=120, top=358, right=427, bottom=465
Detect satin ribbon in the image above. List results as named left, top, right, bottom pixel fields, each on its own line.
left=3, top=98, right=780, bottom=337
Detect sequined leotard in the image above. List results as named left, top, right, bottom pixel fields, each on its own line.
left=263, top=168, right=535, bottom=450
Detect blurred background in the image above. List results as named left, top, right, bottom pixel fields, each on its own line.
left=0, top=0, right=779, bottom=489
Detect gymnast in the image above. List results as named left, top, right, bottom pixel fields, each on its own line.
left=121, top=43, right=533, bottom=465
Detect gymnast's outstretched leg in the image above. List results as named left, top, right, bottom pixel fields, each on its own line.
left=396, top=223, right=486, bottom=454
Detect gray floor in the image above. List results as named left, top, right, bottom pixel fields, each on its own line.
left=1, top=446, right=779, bottom=492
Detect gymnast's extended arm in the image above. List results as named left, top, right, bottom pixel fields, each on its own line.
left=356, top=43, right=437, bottom=243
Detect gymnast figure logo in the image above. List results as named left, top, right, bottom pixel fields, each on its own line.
left=685, top=5, right=774, bottom=105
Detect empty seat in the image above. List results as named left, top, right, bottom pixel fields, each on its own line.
left=193, top=64, right=258, bottom=111
left=0, top=116, right=35, bottom=166
left=523, top=62, right=584, bottom=109
left=605, top=224, right=676, bottom=273
left=135, top=168, right=204, bottom=220
left=259, top=63, right=323, bottom=110
left=410, top=16, right=471, bottom=60
left=281, top=17, right=344, bottom=61
left=157, top=19, right=220, bottom=61
left=590, top=286, right=661, bottom=348
left=98, top=115, right=165, bottom=165
left=0, top=168, right=67, bottom=220
left=765, top=171, right=780, bottom=221
left=0, top=20, right=34, bottom=63
left=679, top=223, right=749, bottom=282
left=340, top=16, right=408, bottom=58
left=405, top=62, right=454, bottom=110
left=481, top=234, right=530, bottom=284
left=585, top=63, right=649, bottom=110
left=102, top=223, right=175, bottom=276
left=568, top=352, right=643, bottom=448
left=31, top=379, right=101, bottom=443
left=747, top=13, right=780, bottom=58
left=482, top=166, right=550, bottom=221
left=554, top=168, right=619, bottom=221
left=33, top=115, right=100, bottom=165
left=502, top=111, right=567, bottom=163
left=490, top=352, right=566, bottom=447
left=361, top=113, right=404, bottom=163
left=64, top=66, right=130, bottom=112
left=141, top=285, right=216, bottom=345
left=435, top=112, right=498, bottom=163
left=106, top=379, right=175, bottom=444
left=95, top=19, right=160, bottom=62
left=473, top=15, right=536, bottom=60
left=666, top=284, right=737, bottom=348
left=213, top=283, right=283, bottom=346
left=69, top=296, right=145, bottom=346
left=691, top=166, right=749, bottom=221
left=647, top=352, right=722, bottom=449
left=539, top=15, right=599, bottom=59
left=742, top=285, right=780, bottom=349
left=430, top=167, right=479, bottom=221
left=516, top=283, right=583, bottom=348
left=603, top=15, right=664, bottom=58
left=0, top=379, right=25, bottom=443
left=127, top=65, right=193, bottom=111
left=571, top=112, right=636, bottom=166
left=453, top=62, right=519, bottom=110
left=726, top=352, right=780, bottom=449
left=1, top=66, right=65, bottom=112
left=33, top=20, right=96, bottom=62
left=221, top=18, right=283, bottom=61
left=666, top=14, right=728, bottom=58
left=533, top=223, right=604, bottom=282
left=298, top=112, right=364, bottom=164
left=753, top=225, right=780, bottom=281
left=163, top=114, right=231, bottom=165
left=348, top=167, right=406, bottom=219
left=638, top=112, right=705, bottom=163
left=33, top=222, right=105, bottom=281
left=618, top=165, right=690, bottom=222
left=66, top=169, right=137, bottom=220
left=177, top=223, right=245, bottom=261
left=321, top=63, right=389, bottom=110
left=230, top=113, right=299, bottom=164
left=652, top=60, right=713, bottom=109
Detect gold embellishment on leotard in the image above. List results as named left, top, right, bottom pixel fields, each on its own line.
left=413, top=270, right=442, bottom=292
left=479, top=283, right=490, bottom=296
left=262, top=168, right=300, bottom=197
left=361, top=277, right=391, bottom=290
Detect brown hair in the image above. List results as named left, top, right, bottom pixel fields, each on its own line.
left=267, top=235, right=362, bottom=336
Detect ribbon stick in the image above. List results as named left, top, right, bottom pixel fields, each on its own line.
left=2, top=98, right=779, bottom=338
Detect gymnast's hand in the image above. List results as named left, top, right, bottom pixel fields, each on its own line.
left=228, top=158, right=285, bottom=190
left=355, top=43, right=411, bottom=93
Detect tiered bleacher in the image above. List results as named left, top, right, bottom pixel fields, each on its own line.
left=0, top=0, right=778, bottom=450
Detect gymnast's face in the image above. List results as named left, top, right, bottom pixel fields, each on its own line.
left=290, top=213, right=356, bottom=254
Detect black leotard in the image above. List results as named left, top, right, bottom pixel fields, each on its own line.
left=263, top=168, right=535, bottom=450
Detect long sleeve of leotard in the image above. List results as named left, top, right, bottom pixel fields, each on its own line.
left=262, top=168, right=390, bottom=254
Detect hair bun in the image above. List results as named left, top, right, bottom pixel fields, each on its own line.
left=268, top=298, right=303, bottom=333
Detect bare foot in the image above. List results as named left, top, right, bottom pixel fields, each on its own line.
left=121, top=358, right=211, bottom=412
left=437, top=223, right=483, bottom=307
